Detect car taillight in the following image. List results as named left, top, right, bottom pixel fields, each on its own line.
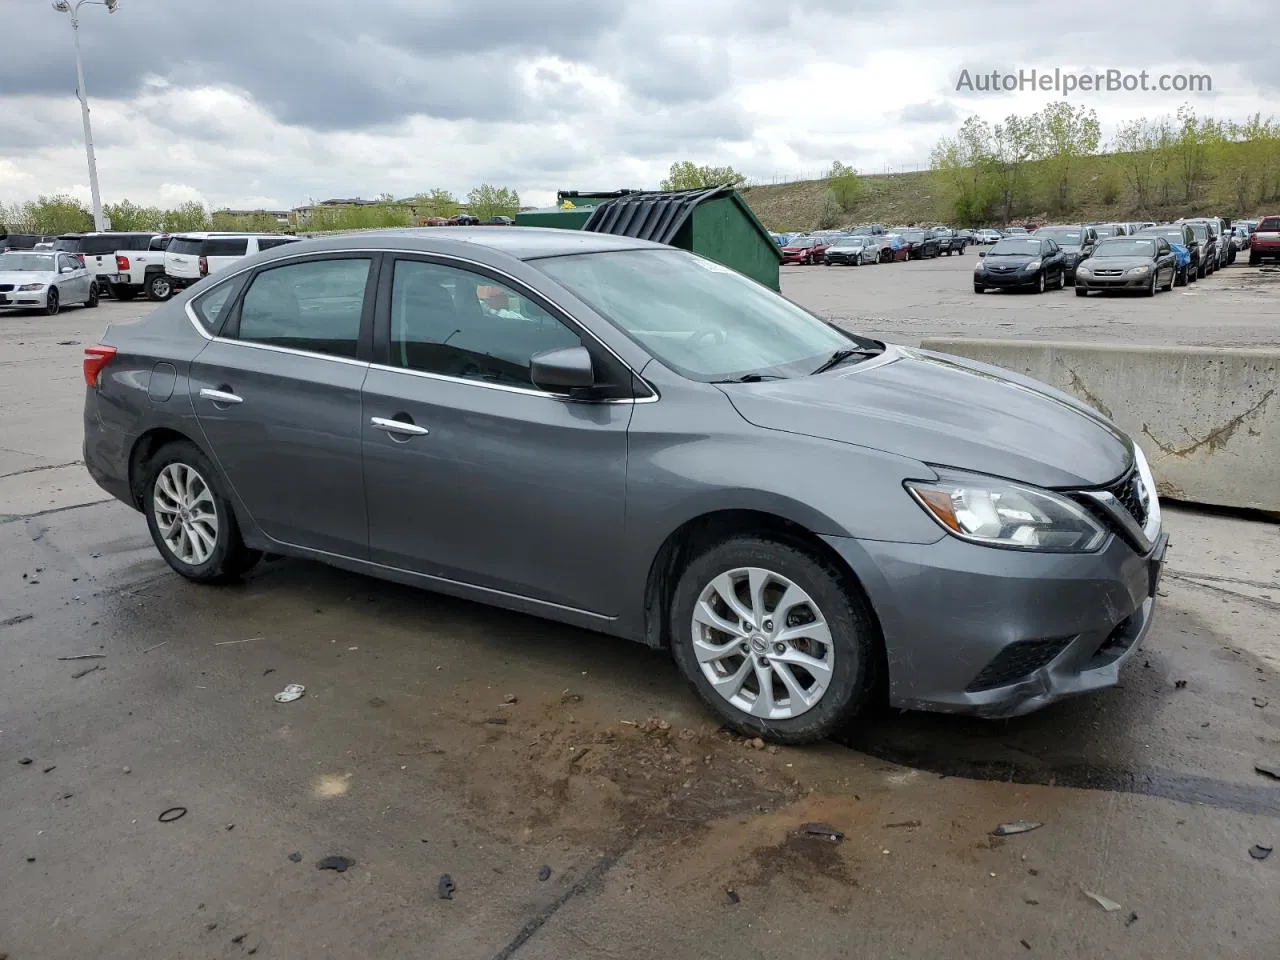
left=116, top=254, right=130, bottom=271
left=198, top=256, right=208, bottom=276
left=83, top=345, right=117, bottom=387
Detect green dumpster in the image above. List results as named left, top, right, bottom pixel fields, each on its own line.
left=515, top=190, right=640, bottom=230
left=582, top=187, right=782, bottom=291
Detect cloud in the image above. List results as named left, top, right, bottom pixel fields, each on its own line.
left=900, top=101, right=961, bottom=125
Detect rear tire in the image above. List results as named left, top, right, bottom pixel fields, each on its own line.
left=146, top=273, right=173, bottom=301
left=142, top=440, right=261, bottom=584
left=108, top=283, right=138, bottom=301
left=86, top=283, right=99, bottom=307
left=669, top=535, right=879, bottom=744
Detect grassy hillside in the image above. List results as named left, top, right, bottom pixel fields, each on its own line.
left=741, top=151, right=1280, bottom=231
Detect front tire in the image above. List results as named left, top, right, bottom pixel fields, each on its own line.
left=1035, top=271, right=1046, bottom=294
left=1144, top=272, right=1157, bottom=296
left=44, top=287, right=59, bottom=316
left=142, top=441, right=261, bottom=584
left=669, top=536, right=879, bottom=744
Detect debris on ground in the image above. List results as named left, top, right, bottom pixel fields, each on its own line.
left=1020, top=940, right=1031, bottom=950
left=19, top=758, right=32, bottom=765
left=274, top=683, right=305, bottom=703
left=993, top=820, right=1044, bottom=837
left=885, top=820, right=922, bottom=829
left=158, top=807, right=187, bottom=823
left=537, top=865, right=551, bottom=882
left=796, top=822, right=844, bottom=843
left=559, top=691, right=582, bottom=705
left=224, top=824, right=234, bottom=831
left=1249, top=844, right=1273, bottom=861
left=1, top=613, right=34, bottom=627
left=1256, top=760, right=1280, bottom=780
left=438, top=874, right=455, bottom=899
left=502, top=694, right=518, bottom=705
left=288, top=852, right=302, bottom=863
left=56, top=654, right=106, bottom=661
left=640, top=717, right=671, bottom=733
left=747, top=737, right=765, bottom=750
left=70, top=664, right=103, bottom=679
left=1083, top=890, right=1123, bottom=912
left=317, top=855, right=354, bottom=872
left=206, top=922, right=217, bottom=931
left=43, top=765, right=55, bottom=774
left=1126, top=912, right=1139, bottom=927
left=232, top=933, right=247, bottom=944
left=1174, top=680, right=1187, bottom=689
left=57, top=340, right=81, bottom=346
left=140, top=641, right=169, bottom=653
left=726, top=889, right=741, bottom=905
left=1254, top=697, right=1270, bottom=709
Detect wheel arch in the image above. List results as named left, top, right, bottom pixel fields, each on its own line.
left=127, top=427, right=199, bottom=509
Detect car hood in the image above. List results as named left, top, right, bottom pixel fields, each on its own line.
left=980, top=254, right=1036, bottom=267
left=1085, top=256, right=1154, bottom=270
left=720, top=346, right=1131, bottom=488
left=0, top=270, right=55, bottom=285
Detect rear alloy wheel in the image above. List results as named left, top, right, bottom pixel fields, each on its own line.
left=86, top=283, right=99, bottom=307
left=1053, top=268, right=1065, bottom=289
left=147, top=273, right=173, bottom=301
left=670, top=536, right=878, bottom=744
left=143, top=441, right=261, bottom=584
left=44, top=287, right=59, bottom=316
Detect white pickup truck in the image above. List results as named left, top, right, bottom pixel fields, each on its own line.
left=112, top=237, right=175, bottom=301
left=54, top=232, right=163, bottom=300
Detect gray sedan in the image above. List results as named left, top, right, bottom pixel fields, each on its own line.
left=82, top=229, right=1166, bottom=743
left=0, top=251, right=99, bottom=314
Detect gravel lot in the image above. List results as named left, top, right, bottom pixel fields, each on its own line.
left=1, top=285, right=1277, bottom=960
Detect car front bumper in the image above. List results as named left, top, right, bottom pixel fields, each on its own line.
left=1075, top=273, right=1150, bottom=290
left=823, top=528, right=1166, bottom=718
left=975, top=270, right=1037, bottom=287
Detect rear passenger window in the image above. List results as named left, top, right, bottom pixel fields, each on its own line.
left=235, top=258, right=371, bottom=358
left=256, top=237, right=296, bottom=250
left=204, top=238, right=249, bottom=257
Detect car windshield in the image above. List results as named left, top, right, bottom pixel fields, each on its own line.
left=1096, top=239, right=1157, bottom=257
left=1091, top=226, right=1121, bottom=237
left=788, top=238, right=815, bottom=247
left=1004, top=227, right=1027, bottom=234
left=832, top=239, right=864, bottom=248
left=1036, top=229, right=1081, bottom=244
left=1259, top=217, right=1280, bottom=231
left=1141, top=230, right=1184, bottom=244
left=537, top=249, right=864, bottom=381
left=899, top=231, right=924, bottom=241
left=1188, top=224, right=1209, bottom=240
left=0, top=253, right=55, bottom=271
left=988, top=239, right=1041, bottom=255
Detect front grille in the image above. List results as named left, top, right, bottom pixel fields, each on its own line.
left=0, top=284, right=13, bottom=292
left=1104, top=468, right=1148, bottom=527
left=966, top=636, right=1075, bottom=692
left=1094, top=269, right=1123, bottom=276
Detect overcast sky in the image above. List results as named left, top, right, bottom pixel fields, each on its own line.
left=1, top=0, right=1276, bottom=211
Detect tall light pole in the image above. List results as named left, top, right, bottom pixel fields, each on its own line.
left=53, top=0, right=119, bottom=232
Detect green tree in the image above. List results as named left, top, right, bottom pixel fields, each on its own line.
left=211, top=210, right=282, bottom=233
left=465, top=184, right=519, bottom=221
left=815, top=189, right=843, bottom=229
left=1030, top=101, right=1100, bottom=213
left=1171, top=103, right=1219, bottom=204
left=826, top=161, right=861, bottom=212
left=659, top=161, right=746, bottom=191
left=162, top=201, right=211, bottom=232
left=19, top=195, right=94, bottom=234
left=1111, top=119, right=1162, bottom=212
left=414, top=189, right=461, bottom=219
left=103, top=199, right=163, bottom=231
left=990, top=114, right=1039, bottom=224
left=929, top=116, right=997, bottom=224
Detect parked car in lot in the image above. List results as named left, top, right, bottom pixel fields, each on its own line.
left=1086, top=223, right=1128, bottom=240
left=1229, top=225, right=1251, bottom=251
left=1179, top=217, right=1230, bottom=268
left=1135, top=224, right=1199, bottom=286
left=1075, top=236, right=1177, bottom=296
left=1033, top=224, right=1099, bottom=282
left=164, top=233, right=299, bottom=292
left=873, top=236, right=910, bottom=263
left=81, top=227, right=1167, bottom=743
left=56, top=231, right=159, bottom=296
left=823, top=236, right=878, bottom=265
left=973, top=236, right=1067, bottom=293
left=0, top=231, right=53, bottom=252
left=0, top=250, right=98, bottom=314
left=109, top=234, right=172, bottom=301
left=780, top=236, right=829, bottom=265
left=895, top=228, right=940, bottom=260
left=973, top=229, right=1002, bottom=244
left=1249, top=215, right=1280, bottom=265
left=1182, top=222, right=1217, bottom=277
left=932, top=228, right=968, bottom=256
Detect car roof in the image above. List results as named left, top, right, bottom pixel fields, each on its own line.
left=172, top=231, right=284, bottom=240
left=268, top=227, right=664, bottom=261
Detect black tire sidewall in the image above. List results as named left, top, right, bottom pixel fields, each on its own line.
left=46, top=289, right=59, bottom=315
left=142, top=441, right=250, bottom=583
left=669, top=536, right=876, bottom=743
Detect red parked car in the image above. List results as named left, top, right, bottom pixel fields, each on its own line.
left=1248, top=215, right=1280, bottom=265
left=780, top=236, right=829, bottom=264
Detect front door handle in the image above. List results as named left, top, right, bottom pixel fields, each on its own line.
left=199, top=387, right=243, bottom=405
left=371, top=416, right=429, bottom=437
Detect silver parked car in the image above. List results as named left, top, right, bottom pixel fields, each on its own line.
left=81, top=229, right=1167, bottom=743
left=0, top=250, right=99, bottom=314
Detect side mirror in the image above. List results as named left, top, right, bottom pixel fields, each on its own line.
left=59, top=266, right=71, bottom=274
left=977, top=250, right=986, bottom=258
left=530, top=345, right=595, bottom=393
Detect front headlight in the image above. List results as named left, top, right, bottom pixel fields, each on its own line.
left=974, top=262, right=985, bottom=272
left=1127, top=265, right=1150, bottom=275
left=17, top=283, right=44, bottom=291
left=1024, top=259, right=1041, bottom=271
left=1076, top=266, right=1092, bottom=277
left=906, top=473, right=1107, bottom=552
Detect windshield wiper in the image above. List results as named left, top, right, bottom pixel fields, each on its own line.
left=809, top=347, right=873, bottom=376
left=712, top=373, right=785, bottom=383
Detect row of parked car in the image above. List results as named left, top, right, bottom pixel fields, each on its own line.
left=773, top=225, right=970, bottom=266
left=972, top=215, right=1279, bottom=295
left=0, top=230, right=301, bottom=314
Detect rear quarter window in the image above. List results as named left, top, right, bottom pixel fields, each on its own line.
left=168, top=238, right=203, bottom=256
left=80, top=235, right=121, bottom=255
left=190, top=277, right=246, bottom=336
left=203, top=238, right=249, bottom=257
left=256, top=237, right=298, bottom=250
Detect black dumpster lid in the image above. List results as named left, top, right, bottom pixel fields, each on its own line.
left=582, top=186, right=739, bottom=244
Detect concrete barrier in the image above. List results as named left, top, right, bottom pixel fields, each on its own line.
left=918, top=338, right=1279, bottom=513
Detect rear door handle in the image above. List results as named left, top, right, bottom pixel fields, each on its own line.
left=199, top=387, right=243, bottom=405
left=371, top=416, right=429, bottom=437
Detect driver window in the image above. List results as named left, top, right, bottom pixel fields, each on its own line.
left=389, top=259, right=581, bottom=390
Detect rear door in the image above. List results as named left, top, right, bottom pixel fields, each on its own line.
left=203, top=236, right=250, bottom=275
left=359, top=255, right=633, bottom=614
left=189, top=253, right=378, bottom=557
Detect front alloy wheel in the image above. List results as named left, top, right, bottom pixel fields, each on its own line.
left=670, top=536, right=878, bottom=743
left=44, top=287, right=59, bottom=316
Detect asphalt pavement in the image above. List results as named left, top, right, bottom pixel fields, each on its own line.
left=1, top=288, right=1277, bottom=959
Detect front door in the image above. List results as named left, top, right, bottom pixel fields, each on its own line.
left=59, top=254, right=91, bottom=302
left=189, top=254, right=377, bottom=557
left=360, top=256, right=632, bottom=615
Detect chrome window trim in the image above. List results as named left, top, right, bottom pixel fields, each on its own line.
left=184, top=245, right=660, bottom=401
left=366, top=361, right=656, bottom=404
